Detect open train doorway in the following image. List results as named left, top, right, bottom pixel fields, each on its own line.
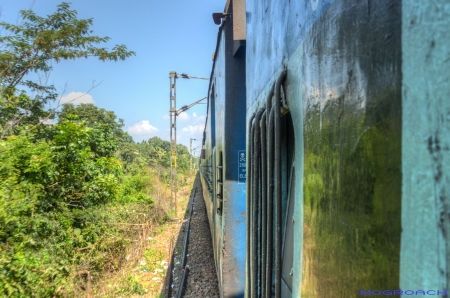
left=280, top=111, right=295, bottom=297
left=247, top=73, right=295, bottom=298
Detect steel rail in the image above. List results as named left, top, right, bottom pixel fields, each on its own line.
left=175, top=266, right=190, bottom=298
left=163, top=238, right=175, bottom=298
left=164, top=175, right=198, bottom=298
left=180, top=187, right=196, bottom=270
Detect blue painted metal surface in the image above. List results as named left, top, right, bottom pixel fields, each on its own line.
left=401, top=0, right=450, bottom=291
left=200, top=0, right=450, bottom=297
left=245, top=0, right=334, bottom=107
left=246, top=0, right=402, bottom=297
left=199, top=2, right=247, bottom=296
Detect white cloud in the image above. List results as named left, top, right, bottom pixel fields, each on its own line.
left=193, top=112, right=198, bottom=117
left=60, top=92, right=95, bottom=104
left=162, top=112, right=190, bottom=121
left=178, top=112, right=190, bottom=121
left=127, top=120, right=159, bottom=137
left=181, top=124, right=204, bottom=135
left=193, top=115, right=206, bottom=125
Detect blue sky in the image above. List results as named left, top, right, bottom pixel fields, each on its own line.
left=0, top=0, right=223, bottom=152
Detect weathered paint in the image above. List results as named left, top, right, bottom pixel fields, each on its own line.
left=200, top=1, right=247, bottom=296
left=221, top=4, right=247, bottom=295
left=216, top=0, right=450, bottom=296
left=224, top=181, right=246, bottom=297
left=286, top=46, right=305, bottom=298
left=245, top=0, right=334, bottom=107
left=401, top=0, right=450, bottom=292
left=246, top=0, right=403, bottom=297
left=300, top=0, right=402, bottom=296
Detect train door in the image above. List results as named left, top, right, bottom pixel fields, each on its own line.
left=212, top=148, right=219, bottom=267
left=280, top=113, right=295, bottom=297
left=247, top=72, right=295, bottom=298
left=216, top=148, right=224, bottom=290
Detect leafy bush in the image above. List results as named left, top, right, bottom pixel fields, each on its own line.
left=0, top=121, right=123, bottom=296
left=0, top=119, right=174, bottom=296
left=142, top=247, right=164, bottom=273
left=0, top=2, right=181, bottom=296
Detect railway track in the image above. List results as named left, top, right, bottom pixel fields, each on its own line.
left=167, top=174, right=219, bottom=298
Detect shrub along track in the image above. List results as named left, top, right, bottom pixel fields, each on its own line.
left=90, top=174, right=194, bottom=297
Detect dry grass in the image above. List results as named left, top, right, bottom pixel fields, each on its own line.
left=79, top=174, right=195, bottom=298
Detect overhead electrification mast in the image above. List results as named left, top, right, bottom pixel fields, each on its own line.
left=169, top=71, right=208, bottom=213
left=169, top=71, right=177, bottom=213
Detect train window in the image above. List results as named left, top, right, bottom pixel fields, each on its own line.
left=217, top=151, right=223, bottom=215
left=205, top=155, right=213, bottom=195
left=210, top=85, right=216, bottom=149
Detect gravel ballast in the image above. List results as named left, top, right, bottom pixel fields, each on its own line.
left=171, top=175, right=220, bottom=298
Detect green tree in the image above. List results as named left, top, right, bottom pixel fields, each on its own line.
left=0, top=121, right=122, bottom=296
left=58, top=104, right=134, bottom=157
left=0, top=2, right=135, bottom=137
left=59, top=104, right=126, bottom=134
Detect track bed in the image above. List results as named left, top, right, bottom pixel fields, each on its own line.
left=171, top=176, right=219, bottom=298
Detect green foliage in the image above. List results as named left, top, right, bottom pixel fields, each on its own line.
left=117, top=166, right=153, bottom=204
left=115, top=276, right=146, bottom=296
left=0, top=121, right=123, bottom=296
left=130, top=136, right=192, bottom=186
left=0, top=3, right=190, bottom=296
left=142, top=247, right=163, bottom=273
left=0, top=121, right=171, bottom=296
left=0, top=101, right=165, bottom=297
left=0, top=2, right=135, bottom=137
left=1, top=122, right=121, bottom=210
left=58, top=103, right=132, bottom=145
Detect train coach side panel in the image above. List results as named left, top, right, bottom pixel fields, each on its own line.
left=400, top=0, right=450, bottom=291
left=210, top=26, right=227, bottom=283
left=222, top=13, right=247, bottom=297
left=213, top=26, right=227, bottom=291
left=245, top=0, right=334, bottom=108
left=246, top=0, right=403, bottom=297
left=204, top=16, right=248, bottom=297
left=299, top=0, right=402, bottom=296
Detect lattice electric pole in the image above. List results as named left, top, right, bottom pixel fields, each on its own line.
left=169, top=71, right=208, bottom=214
left=190, top=138, right=197, bottom=173
left=169, top=71, right=177, bottom=212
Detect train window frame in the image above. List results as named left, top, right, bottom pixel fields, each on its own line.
left=216, top=150, right=224, bottom=216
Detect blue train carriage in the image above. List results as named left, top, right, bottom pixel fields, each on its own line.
left=246, top=0, right=450, bottom=297
left=199, top=0, right=247, bottom=297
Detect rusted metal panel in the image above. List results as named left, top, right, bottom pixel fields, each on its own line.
left=233, top=0, right=246, bottom=41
